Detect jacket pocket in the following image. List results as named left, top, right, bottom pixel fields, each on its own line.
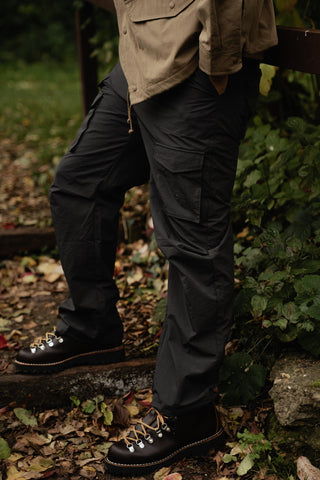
left=153, top=144, right=204, bottom=223
left=68, top=91, right=103, bottom=153
left=124, top=0, right=195, bottom=22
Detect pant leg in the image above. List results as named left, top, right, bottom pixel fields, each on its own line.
left=134, top=61, right=261, bottom=415
left=50, top=66, right=149, bottom=346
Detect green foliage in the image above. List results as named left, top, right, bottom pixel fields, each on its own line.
left=71, top=395, right=114, bottom=426
left=236, top=429, right=272, bottom=476
left=237, top=429, right=272, bottom=457
left=0, top=438, right=11, bottom=460
left=0, top=0, right=76, bottom=62
left=275, top=0, right=320, bottom=28
left=223, top=429, right=285, bottom=477
left=0, top=60, right=81, bottom=193
left=70, top=396, right=81, bottom=407
left=233, top=116, right=320, bottom=357
left=219, top=353, right=267, bottom=405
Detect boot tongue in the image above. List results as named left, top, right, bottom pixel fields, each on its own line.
left=127, top=409, right=159, bottom=440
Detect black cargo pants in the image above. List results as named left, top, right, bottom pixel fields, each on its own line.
left=50, top=62, right=260, bottom=415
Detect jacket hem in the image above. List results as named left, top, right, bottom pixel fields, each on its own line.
left=128, top=58, right=198, bottom=105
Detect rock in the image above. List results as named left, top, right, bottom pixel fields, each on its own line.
left=267, top=353, right=320, bottom=468
left=0, top=357, right=155, bottom=409
left=269, top=352, right=320, bottom=427
left=267, top=412, right=320, bottom=466
left=297, top=456, right=320, bottom=480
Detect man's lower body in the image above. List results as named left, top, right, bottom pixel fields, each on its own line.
left=15, top=61, right=260, bottom=474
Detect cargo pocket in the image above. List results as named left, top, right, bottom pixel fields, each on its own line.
left=125, top=0, right=195, bottom=21
left=68, top=91, right=103, bottom=153
left=153, top=144, right=204, bottom=223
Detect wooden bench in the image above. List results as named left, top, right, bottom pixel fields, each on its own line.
left=75, top=1, right=320, bottom=114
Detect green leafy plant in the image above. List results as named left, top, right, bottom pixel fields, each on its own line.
left=223, top=429, right=275, bottom=477
left=219, top=353, right=267, bottom=405
left=233, top=116, right=320, bottom=357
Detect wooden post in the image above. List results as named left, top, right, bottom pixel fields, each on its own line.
left=75, top=2, right=98, bottom=115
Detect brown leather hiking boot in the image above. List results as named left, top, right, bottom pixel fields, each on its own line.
left=105, top=403, right=225, bottom=476
left=15, top=328, right=125, bottom=373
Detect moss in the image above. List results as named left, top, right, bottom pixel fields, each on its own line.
left=267, top=413, right=320, bottom=468
left=310, top=379, right=320, bottom=388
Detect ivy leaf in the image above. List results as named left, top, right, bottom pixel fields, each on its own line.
left=251, top=295, right=268, bottom=316
left=302, top=275, right=320, bottom=293
left=273, top=318, right=288, bottom=330
left=307, top=305, right=320, bottom=321
left=14, top=408, right=38, bottom=427
left=243, top=170, right=261, bottom=189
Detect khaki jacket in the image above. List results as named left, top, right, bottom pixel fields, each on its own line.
left=114, top=0, right=278, bottom=104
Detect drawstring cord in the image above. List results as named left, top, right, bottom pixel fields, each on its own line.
left=127, top=90, right=134, bottom=134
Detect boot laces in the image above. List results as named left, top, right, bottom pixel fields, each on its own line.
left=123, top=408, right=170, bottom=451
left=30, top=327, right=63, bottom=351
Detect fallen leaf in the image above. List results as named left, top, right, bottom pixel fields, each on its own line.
left=79, top=466, right=96, bottom=479
left=21, top=273, right=37, bottom=284
left=0, top=334, right=8, bottom=349
left=237, top=454, right=254, bottom=476
left=101, top=403, right=113, bottom=426
left=14, top=408, right=38, bottom=427
left=164, top=474, right=182, bottom=480
left=154, top=467, right=171, bottom=480
left=20, top=257, right=37, bottom=268
left=7, top=453, right=23, bottom=463
left=6, top=465, right=25, bottom=480
left=125, top=404, right=140, bottom=417
left=94, top=442, right=113, bottom=454
left=27, top=456, right=54, bottom=472
left=23, top=433, right=53, bottom=446
left=297, top=456, right=320, bottom=480
left=127, top=267, right=144, bottom=285
left=0, top=437, right=11, bottom=459
left=0, top=318, right=11, bottom=332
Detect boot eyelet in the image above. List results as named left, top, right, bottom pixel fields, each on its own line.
left=40, top=344, right=45, bottom=351
left=136, top=439, right=145, bottom=449
left=126, top=443, right=134, bottom=453
left=47, top=341, right=54, bottom=347
left=145, top=434, right=153, bottom=444
left=156, top=429, right=163, bottom=438
left=161, top=423, right=171, bottom=433
left=58, top=337, right=64, bottom=343
left=31, top=347, right=36, bottom=354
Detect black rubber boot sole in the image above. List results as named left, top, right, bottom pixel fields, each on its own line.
left=105, top=428, right=226, bottom=476
left=14, top=346, right=125, bottom=374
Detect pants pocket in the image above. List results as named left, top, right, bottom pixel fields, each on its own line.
left=152, top=143, right=204, bottom=223
left=68, top=91, right=104, bottom=153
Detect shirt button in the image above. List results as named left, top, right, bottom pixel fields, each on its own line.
left=169, top=1, right=175, bottom=8
left=123, top=27, right=127, bottom=34
left=131, top=86, right=137, bottom=92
